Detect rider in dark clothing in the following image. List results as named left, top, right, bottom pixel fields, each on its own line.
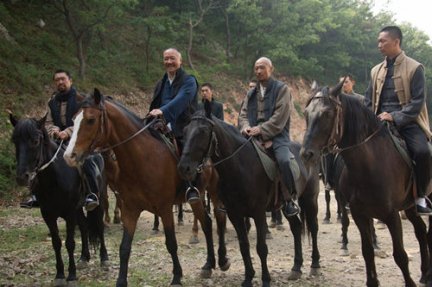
left=149, top=48, right=199, bottom=203
left=21, top=69, right=101, bottom=211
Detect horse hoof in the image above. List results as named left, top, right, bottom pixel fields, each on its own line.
left=276, top=224, right=285, bottom=231
left=76, top=259, right=88, bottom=270
left=101, top=260, right=110, bottom=269
left=262, top=281, right=271, bottom=287
left=241, top=280, right=253, bottom=287
left=53, top=278, right=67, bottom=287
left=374, top=249, right=388, bottom=258
left=151, top=229, right=159, bottom=235
left=200, top=268, right=212, bottom=279
left=340, top=249, right=350, bottom=257
left=322, top=218, right=331, bottom=224
left=67, top=280, right=78, bottom=287
left=177, top=220, right=184, bottom=226
left=220, top=258, right=231, bottom=271
left=287, top=270, right=302, bottom=280
left=113, top=218, right=121, bottom=224
left=310, top=267, right=321, bottom=276
left=189, top=235, right=199, bottom=244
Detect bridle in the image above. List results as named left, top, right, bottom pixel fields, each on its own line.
left=27, top=130, right=64, bottom=182
left=306, top=89, right=382, bottom=154
left=191, top=115, right=253, bottom=173
left=82, top=102, right=157, bottom=154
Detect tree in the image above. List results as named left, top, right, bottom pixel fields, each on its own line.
left=50, top=0, right=127, bottom=79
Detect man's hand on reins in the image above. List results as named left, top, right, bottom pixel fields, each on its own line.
left=243, top=126, right=261, bottom=137
left=149, top=109, right=163, bottom=118
left=378, top=112, right=394, bottom=122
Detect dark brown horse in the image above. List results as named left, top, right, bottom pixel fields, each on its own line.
left=63, top=89, right=229, bottom=287
left=178, top=102, right=321, bottom=287
left=301, top=81, right=432, bottom=287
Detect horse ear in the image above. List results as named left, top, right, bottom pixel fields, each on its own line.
left=93, top=88, right=104, bottom=106
left=311, top=80, right=319, bottom=91
left=8, top=110, right=18, bottom=127
left=203, top=99, right=212, bottom=119
left=329, top=79, right=344, bottom=97
left=37, top=113, right=47, bottom=129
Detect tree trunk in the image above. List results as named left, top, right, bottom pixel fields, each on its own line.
left=223, top=9, right=231, bottom=60
left=76, top=34, right=86, bottom=79
left=187, top=17, right=195, bottom=70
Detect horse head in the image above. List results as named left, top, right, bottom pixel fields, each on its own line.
left=10, top=113, right=48, bottom=186
left=64, top=88, right=107, bottom=167
left=301, top=80, right=344, bottom=165
left=178, top=100, right=216, bottom=181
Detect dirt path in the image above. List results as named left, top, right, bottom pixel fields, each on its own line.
left=0, top=183, right=427, bottom=286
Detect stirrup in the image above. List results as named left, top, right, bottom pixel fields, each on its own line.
left=85, top=193, right=99, bottom=211
left=185, top=186, right=200, bottom=203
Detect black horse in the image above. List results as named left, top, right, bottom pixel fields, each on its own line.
left=301, top=82, right=432, bottom=287
left=10, top=114, right=108, bottom=287
left=178, top=102, right=320, bottom=287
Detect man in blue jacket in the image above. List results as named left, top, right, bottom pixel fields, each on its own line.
left=149, top=48, right=199, bottom=202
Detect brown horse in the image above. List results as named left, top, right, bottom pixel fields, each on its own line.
left=63, top=89, right=229, bottom=287
left=301, top=81, right=432, bottom=287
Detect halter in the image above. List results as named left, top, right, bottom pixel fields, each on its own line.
left=306, top=90, right=382, bottom=154
left=191, top=115, right=253, bottom=173
left=306, top=89, right=345, bottom=154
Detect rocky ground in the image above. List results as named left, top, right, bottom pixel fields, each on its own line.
left=0, top=183, right=427, bottom=287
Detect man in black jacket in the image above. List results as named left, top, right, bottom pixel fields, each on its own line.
left=198, top=83, right=224, bottom=120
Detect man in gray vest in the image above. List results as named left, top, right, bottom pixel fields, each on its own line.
left=238, top=57, right=299, bottom=217
left=365, top=26, right=432, bottom=215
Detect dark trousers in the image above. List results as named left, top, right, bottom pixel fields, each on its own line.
left=399, top=123, right=431, bottom=197
left=82, top=154, right=104, bottom=195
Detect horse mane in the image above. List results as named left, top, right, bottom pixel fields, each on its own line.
left=193, top=109, right=248, bottom=145
left=12, top=118, right=51, bottom=147
left=338, top=92, right=382, bottom=145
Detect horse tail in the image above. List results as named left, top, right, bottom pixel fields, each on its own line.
left=87, top=183, right=107, bottom=250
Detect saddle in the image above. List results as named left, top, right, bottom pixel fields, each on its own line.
left=251, top=138, right=299, bottom=208
left=148, top=118, right=180, bottom=159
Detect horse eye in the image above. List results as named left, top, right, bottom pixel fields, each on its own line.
left=30, top=138, right=40, bottom=146
left=86, top=118, right=96, bottom=125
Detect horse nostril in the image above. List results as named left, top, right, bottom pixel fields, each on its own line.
left=301, top=149, right=314, bottom=162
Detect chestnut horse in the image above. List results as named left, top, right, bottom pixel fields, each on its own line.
left=301, top=81, right=432, bottom=287
left=178, top=102, right=321, bottom=287
left=63, top=89, right=229, bottom=287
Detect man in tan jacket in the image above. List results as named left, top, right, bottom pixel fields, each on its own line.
left=365, top=26, right=432, bottom=215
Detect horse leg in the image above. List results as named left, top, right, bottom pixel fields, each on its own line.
left=245, top=217, right=252, bottom=234
left=103, top=189, right=111, bottom=225
left=76, top=209, right=90, bottom=269
left=339, top=193, right=350, bottom=254
left=64, top=217, right=77, bottom=284
left=160, top=212, right=183, bottom=286
left=404, top=207, right=429, bottom=285
left=116, top=209, right=140, bottom=287
left=189, top=200, right=216, bottom=278
left=285, top=211, right=304, bottom=280
left=229, top=214, right=255, bottom=287
left=301, top=195, right=321, bottom=276
left=351, top=211, right=379, bottom=287
left=254, top=214, right=271, bottom=287
left=214, top=206, right=230, bottom=271
left=177, top=204, right=184, bottom=226
left=152, top=214, right=160, bottom=234
left=189, top=214, right=200, bottom=244
left=323, top=187, right=331, bottom=224
left=384, top=211, right=416, bottom=287
left=44, top=217, right=66, bottom=286
left=113, top=193, right=121, bottom=224
left=427, top=216, right=432, bottom=287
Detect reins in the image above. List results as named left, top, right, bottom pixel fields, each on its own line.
left=94, top=112, right=157, bottom=153
left=30, top=139, right=64, bottom=181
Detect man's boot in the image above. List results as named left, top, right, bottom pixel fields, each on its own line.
left=186, top=186, right=200, bottom=203
left=416, top=197, right=432, bottom=216
left=282, top=199, right=299, bottom=217
left=20, top=194, right=39, bottom=208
